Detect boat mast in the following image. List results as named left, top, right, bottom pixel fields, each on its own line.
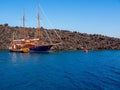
left=23, top=10, right=26, bottom=40
left=38, top=5, right=40, bottom=43
left=12, top=32, right=15, bottom=41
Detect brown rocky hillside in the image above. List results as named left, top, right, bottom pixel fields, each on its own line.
left=0, top=24, right=120, bottom=51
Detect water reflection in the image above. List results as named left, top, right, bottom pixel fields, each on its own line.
left=11, top=53, right=17, bottom=63
left=10, top=52, right=50, bottom=64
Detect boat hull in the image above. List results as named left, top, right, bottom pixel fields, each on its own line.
left=29, top=45, right=53, bottom=52
left=9, top=50, right=23, bottom=53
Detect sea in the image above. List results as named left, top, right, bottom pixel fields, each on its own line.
left=0, top=50, right=120, bottom=90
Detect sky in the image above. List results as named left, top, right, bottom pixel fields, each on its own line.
left=0, top=0, right=120, bottom=38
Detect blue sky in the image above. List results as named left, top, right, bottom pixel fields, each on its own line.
left=0, top=0, right=120, bottom=38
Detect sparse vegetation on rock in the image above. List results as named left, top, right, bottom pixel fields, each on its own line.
left=0, top=24, right=120, bottom=51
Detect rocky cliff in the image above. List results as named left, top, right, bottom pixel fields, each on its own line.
left=0, top=24, right=120, bottom=51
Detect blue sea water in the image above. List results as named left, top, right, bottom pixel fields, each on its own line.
left=0, top=50, right=120, bottom=90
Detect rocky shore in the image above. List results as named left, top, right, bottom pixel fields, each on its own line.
left=0, top=24, right=120, bottom=51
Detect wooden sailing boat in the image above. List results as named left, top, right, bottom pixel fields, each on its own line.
left=28, top=5, right=53, bottom=52
left=8, top=12, right=29, bottom=53
left=9, top=6, right=53, bottom=53
left=8, top=36, right=30, bottom=53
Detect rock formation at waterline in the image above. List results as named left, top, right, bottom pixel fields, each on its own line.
left=0, top=24, right=120, bottom=51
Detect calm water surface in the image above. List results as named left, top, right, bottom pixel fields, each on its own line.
left=0, top=50, right=120, bottom=90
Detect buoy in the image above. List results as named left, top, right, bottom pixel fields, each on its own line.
left=84, top=49, right=88, bottom=53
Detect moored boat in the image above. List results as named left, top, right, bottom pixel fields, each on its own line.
left=9, top=5, right=53, bottom=53
left=29, top=45, right=53, bottom=52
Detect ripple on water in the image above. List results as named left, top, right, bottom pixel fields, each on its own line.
left=0, top=51, right=120, bottom=90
